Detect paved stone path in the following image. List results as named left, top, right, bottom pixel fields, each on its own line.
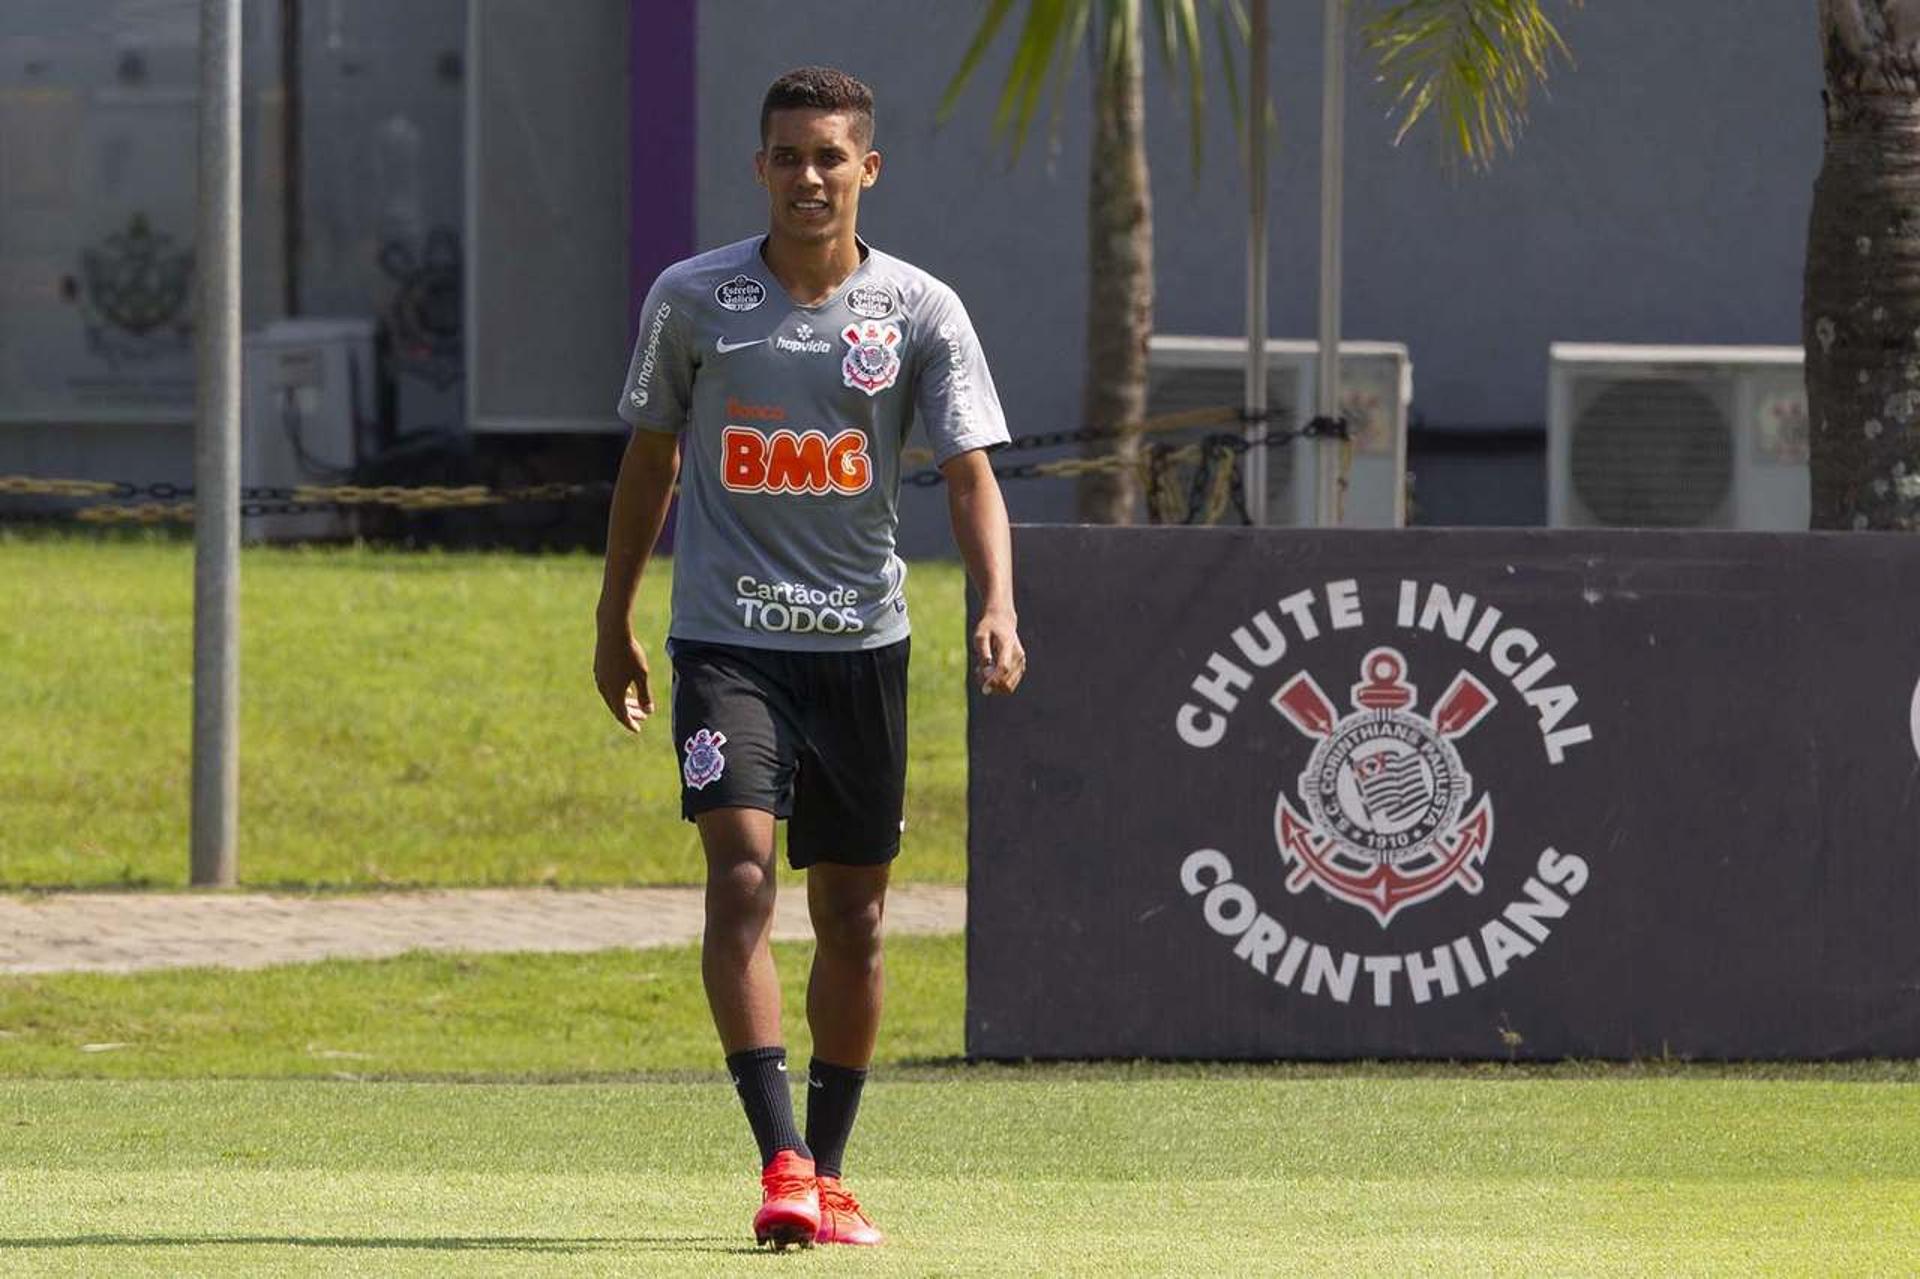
left=0, top=885, right=966, bottom=975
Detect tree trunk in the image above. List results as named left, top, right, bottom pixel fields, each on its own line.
left=1804, top=0, right=1920, bottom=530
left=1079, top=2, right=1153, bottom=524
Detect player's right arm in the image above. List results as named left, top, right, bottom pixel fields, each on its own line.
left=595, top=276, right=695, bottom=733
left=595, top=429, right=680, bottom=732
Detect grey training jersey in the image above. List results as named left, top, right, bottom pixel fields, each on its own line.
left=617, top=236, right=1009, bottom=651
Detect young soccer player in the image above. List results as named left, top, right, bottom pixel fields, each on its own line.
left=594, top=66, right=1025, bottom=1249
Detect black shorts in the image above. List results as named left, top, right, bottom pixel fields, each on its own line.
left=668, top=637, right=909, bottom=869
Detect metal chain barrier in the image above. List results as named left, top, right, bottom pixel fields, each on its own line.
left=0, top=478, right=616, bottom=525
left=2, top=407, right=1347, bottom=529
left=903, top=409, right=1348, bottom=527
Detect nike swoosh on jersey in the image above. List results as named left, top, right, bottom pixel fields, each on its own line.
left=715, top=337, right=768, bottom=354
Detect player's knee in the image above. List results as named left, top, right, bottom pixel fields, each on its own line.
left=708, top=859, right=775, bottom=927
left=813, top=895, right=885, bottom=962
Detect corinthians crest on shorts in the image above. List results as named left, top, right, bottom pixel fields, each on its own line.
left=1271, top=647, right=1496, bottom=927
left=682, top=728, right=728, bottom=790
left=841, top=320, right=902, bottom=396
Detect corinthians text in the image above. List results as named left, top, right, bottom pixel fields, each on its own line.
left=1180, top=845, right=1590, bottom=1006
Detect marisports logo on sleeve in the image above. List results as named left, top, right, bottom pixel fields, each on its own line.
left=722, top=426, right=873, bottom=495
left=630, top=302, right=671, bottom=408
left=842, top=321, right=902, bottom=396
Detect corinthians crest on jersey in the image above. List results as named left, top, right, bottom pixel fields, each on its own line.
left=842, top=320, right=902, bottom=396
left=1272, top=647, right=1495, bottom=927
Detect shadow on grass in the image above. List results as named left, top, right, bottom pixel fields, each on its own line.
left=33, top=1058, right=1915, bottom=1087
left=0, top=1233, right=761, bottom=1256
left=885, top=1056, right=1920, bottom=1084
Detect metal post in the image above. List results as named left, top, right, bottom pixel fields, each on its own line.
left=191, top=0, right=243, bottom=887
left=280, top=0, right=302, bottom=317
left=1243, top=0, right=1270, bottom=525
left=1316, top=0, right=1347, bottom=527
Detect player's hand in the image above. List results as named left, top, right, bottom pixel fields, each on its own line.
left=594, top=629, right=653, bottom=733
left=973, top=607, right=1025, bottom=696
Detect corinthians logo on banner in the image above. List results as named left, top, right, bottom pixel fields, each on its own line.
left=1274, top=647, right=1495, bottom=927
left=1171, top=578, right=1596, bottom=1008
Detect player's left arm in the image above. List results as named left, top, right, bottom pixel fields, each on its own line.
left=942, top=448, right=1024, bottom=696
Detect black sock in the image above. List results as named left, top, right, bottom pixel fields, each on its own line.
left=726, top=1047, right=810, bottom=1167
left=804, top=1058, right=869, bottom=1179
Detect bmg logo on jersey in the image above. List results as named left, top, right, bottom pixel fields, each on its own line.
left=722, top=426, right=873, bottom=496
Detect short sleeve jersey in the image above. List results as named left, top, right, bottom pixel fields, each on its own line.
left=616, top=236, right=1009, bottom=652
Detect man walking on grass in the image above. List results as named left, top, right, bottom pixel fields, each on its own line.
left=594, top=66, right=1025, bottom=1249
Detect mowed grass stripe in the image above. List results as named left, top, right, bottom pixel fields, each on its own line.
left=1, top=932, right=1916, bottom=1273
left=5, top=1174, right=1917, bottom=1277
left=0, top=533, right=970, bottom=888
left=6, top=1076, right=1917, bottom=1182
left=0, top=1080, right=1916, bottom=1275
left=0, top=936, right=964, bottom=1080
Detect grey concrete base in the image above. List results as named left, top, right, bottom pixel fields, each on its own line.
left=0, top=885, right=964, bottom=974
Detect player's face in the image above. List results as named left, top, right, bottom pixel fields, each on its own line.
left=756, top=109, right=880, bottom=246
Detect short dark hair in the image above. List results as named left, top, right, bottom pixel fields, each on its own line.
left=760, top=66, right=875, bottom=149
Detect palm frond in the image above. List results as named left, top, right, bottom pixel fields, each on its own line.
left=1144, top=0, right=1259, bottom=174
left=1002, top=0, right=1075, bottom=143
left=1212, top=0, right=1248, bottom=131
left=941, top=0, right=1250, bottom=172
left=1153, top=0, right=1211, bottom=170
left=939, top=0, right=1086, bottom=162
left=1043, top=1, right=1097, bottom=151
left=939, top=0, right=1024, bottom=125
left=1363, top=0, right=1579, bottom=171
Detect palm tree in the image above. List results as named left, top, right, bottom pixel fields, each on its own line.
left=1805, top=1, right=1920, bottom=530
left=944, top=1, right=1576, bottom=524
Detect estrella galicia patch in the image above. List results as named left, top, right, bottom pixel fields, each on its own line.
left=715, top=275, right=766, bottom=313
left=846, top=284, right=895, bottom=319
left=682, top=728, right=729, bottom=790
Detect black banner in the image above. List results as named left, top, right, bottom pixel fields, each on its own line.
left=967, top=527, right=1920, bottom=1060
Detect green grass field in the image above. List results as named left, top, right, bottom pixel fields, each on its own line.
left=3, top=939, right=1919, bottom=1274
left=0, top=531, right=970, bottom=888
left=6, top=533, right=1919, bottom=1275
left=4, top=1069, right=1918, bottom=1275
left=0, top=936, right=963, bottom=1081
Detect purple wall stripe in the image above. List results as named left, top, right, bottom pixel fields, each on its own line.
left=629, top=0, right=697, bottom=329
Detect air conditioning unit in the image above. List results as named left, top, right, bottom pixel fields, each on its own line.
left=1146, top=337, right=1411, bottom=527
left=1547, top=344, right=1809, bottom=530
left=242, top=318, right=375, bottom=542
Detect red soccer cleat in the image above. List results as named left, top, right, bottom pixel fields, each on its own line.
left=752, top=1150, right=820, bottom=1250
left=814, top=1175, right=884, bottom=1246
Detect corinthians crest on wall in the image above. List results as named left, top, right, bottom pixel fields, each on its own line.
left=379, top=228, right=464, bottom=391
left=72, top=213, right=195, bottom=370
left=1271, top=648, right=1496, bottom=927
left=968, top=526, right=1920, bottom=1061
left=975, top=526, right=1920, bottom=1052
left=1169, top=577, right=1594, bottom=1011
